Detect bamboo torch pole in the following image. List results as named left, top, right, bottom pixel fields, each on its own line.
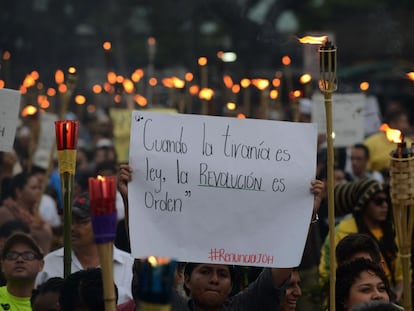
left=319, top=40, right=338, bottom=311
left=389, top=136, right=414, bottom=311
left=298, top=34, right=337, bottom=310
left=55, top=120, right=79, bottom=278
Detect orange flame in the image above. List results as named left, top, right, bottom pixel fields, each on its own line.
left=297, top=35, right=328, bottom=45
left=380, top=123, right=402, bottom=143
left=171, top=76, right=185, bottom=89
left=223, top=75, right=233, bottom=88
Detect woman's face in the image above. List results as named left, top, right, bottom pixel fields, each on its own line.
left=343, top=270, right=390, bottom=311
left=364, top=191, right=389, bottom=223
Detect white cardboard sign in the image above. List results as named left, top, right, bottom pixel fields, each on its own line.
left=128, top=112, right=317, bottom=268
left=311, top=93, right=365, bottom=147
left=0, top=89, right=21, bottom=152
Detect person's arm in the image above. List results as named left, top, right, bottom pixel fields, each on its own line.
left=117, top=164, right=132, bottom=241
left=310, top=179, right=324, bottom=223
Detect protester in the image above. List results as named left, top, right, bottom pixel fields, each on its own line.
left=280, top=269, right=302, bottom=311
left=0, top=171, right=53, bottom=253
left=335, top=258, right=391, bottom=311
left=336, top=233, right=382, bottom=266
left=336, top=234, right=406, bottom=309
left=31, top=277, right=64, bottom=311
left=117, top=163, right=324, bottom=310
left=0, top=233, right=44, bottom=310
left=346, top=144, right=384, bottom=183
left=35, top=192, right=134, bottom=304
left=60, top=268, right=117, bottom=311
left=319, top=179, right=402, bottom=300
left=0, top=220, right=31, bottom=286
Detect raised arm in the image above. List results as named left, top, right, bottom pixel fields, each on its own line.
left=117, top=163, right=133, bottom=240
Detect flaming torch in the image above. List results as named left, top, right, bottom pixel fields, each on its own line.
left=299, top=35, right=337, bottom=311
left=383, top=123, right=414, bottom=310
left=89, top=175, right=117, bottom=311
left=55, top=120, right=79, bottom=278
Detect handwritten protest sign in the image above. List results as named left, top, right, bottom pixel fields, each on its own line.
left=128, top=112, right=317, bottom=267
left=312, top=93, right=365, bottom=147
left=0, top=89, right=21, bottom=152
left=32, top=112, right=58, bottom=169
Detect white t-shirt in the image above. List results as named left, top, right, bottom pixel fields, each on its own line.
left=39, top=194, right=61, bottom=227
left=35, top=246, right=134, bottom=304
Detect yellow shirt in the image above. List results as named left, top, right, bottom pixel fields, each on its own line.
left=364, top=132, right=412, bottom=171
left=0, top=286, right=32, bottom=311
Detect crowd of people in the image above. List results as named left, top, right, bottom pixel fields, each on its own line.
left=0, top=97, right=412, bottom=310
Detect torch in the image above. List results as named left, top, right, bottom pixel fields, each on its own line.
left=40, top=67, right=78, bottom=203
left=89, top=175, right=118, bottom=311
left=299, top=35, right=337, bottom=311
left=55, top=120, right=79, bottom=278
left=137, top=256, right=177, bottom=311
left=385, top=125, right=414, bottom=311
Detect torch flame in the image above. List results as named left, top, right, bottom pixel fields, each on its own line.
left=407, top=72, right=414, bottom=81
left=297, top=35, right=328, bottom=45
left=380, top=123, right=402, bottom=143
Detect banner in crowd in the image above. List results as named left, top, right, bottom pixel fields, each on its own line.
left=32, top=112, right=58, bottom=169
left=312, top=93, right=365, bottom=147
left=0, top=88, right=21, bottom=152
left=128, top=111, right=317, bottom=267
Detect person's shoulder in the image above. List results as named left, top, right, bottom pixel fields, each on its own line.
left=113, top=247, right=133, bottom=264
left=364, top=132, right=385, bottom=144
left=43, top=247, right=64, bottom=260
left=337, top=216, right=357, bottom=232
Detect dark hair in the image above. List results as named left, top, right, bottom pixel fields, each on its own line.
left=7, top=172, right=38, bottom=200
left=0, top=220, right=30, bottom=238
left=95, top=160, right=118, bottom=176
left=335, top=259, right=392, bottom=311
left=353, top=143, right=370, bottom=160
left=74, top=170, right=93, bottom=194
left=349, top=301, right=402, bottom=311
left=336, top=233, right=382, bottom=265
left=59, top=268, right=118, bottom=311
left=31, top=277, right=64, bottom=307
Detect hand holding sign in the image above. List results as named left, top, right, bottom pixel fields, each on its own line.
left=128, top=112, right=318, bottom=268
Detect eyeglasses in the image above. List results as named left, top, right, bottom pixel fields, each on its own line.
left=4, top=251, right=40, bottom=261
left=372, top=197, right=388, bottom=206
